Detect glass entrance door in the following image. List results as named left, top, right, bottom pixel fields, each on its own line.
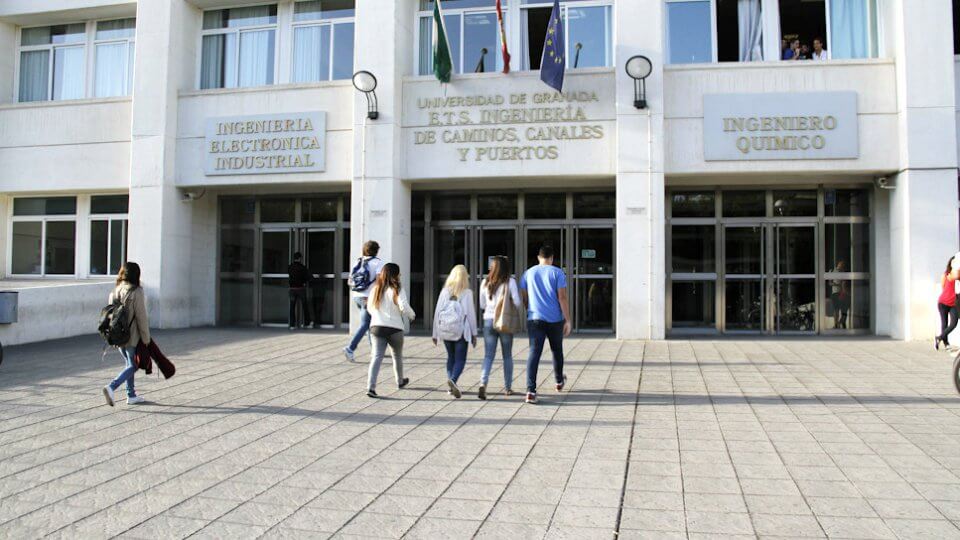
left=773, top=224, right=817, bottom=333
left=260, top=229, right=292, bottom=326
left=304, top=229, right=337, bottom=327
left=574, top=227, right=614, bottom=331
left=722, top=225, right=764, bottom=332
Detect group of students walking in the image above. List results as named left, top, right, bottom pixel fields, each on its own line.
left=345, top=241, right=570, bottom=404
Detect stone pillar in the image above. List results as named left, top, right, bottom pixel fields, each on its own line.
left=127, top=0, right=200, bottom=328
left=348, top=0, right=416, bottom=328
left=615, top=0, right=666, bottom=340
left=0, top=195, right=8, bottom=279
left=887, top=0, right=959, bottom=339
left=0, top=21, right=15, bottom=103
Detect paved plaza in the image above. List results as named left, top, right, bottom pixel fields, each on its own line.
left=1, top=330, right=960, bottom=539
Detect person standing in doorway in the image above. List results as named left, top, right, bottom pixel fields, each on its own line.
left=478, top=256, right=522, bottom=399
left=520, top=245, right=571, bottom=404
left=344, top=241, right=383, bottom=361
left=288, top=252, right=314, bottom=330
left=365, top=263, right=414, bottom=397
left=936, top=256, right=960, bottom=350
left=102, top=262, right=150, bottom=406
left=433, top=264, right=478, bottom=399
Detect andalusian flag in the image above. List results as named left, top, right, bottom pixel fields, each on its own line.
left=432, top=0, right=453, bottom=83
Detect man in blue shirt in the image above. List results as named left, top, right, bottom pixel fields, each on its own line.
left=519, top=245, right=571, bottom=404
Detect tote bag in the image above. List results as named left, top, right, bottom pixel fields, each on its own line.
left=493, top=283, right=521, bottom=334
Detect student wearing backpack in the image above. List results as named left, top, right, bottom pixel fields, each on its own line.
left=343, top=241, right=383, bottom=361
left=519, top=245, right=571, bottom=404
left=102, top=262, right=151, bottom=407
left=365, top=263, right=415, bottom=398
left=478, top=256, right=522, bottom=399
left=432, top=264, right=478, bottom=399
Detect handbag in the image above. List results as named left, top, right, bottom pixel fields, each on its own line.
left=493, top=282, right=521, bottom=334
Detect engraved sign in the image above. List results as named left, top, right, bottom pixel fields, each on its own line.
left=704, top=92, right=858, bottom=161
left=204, top=112, right=326, bottom=175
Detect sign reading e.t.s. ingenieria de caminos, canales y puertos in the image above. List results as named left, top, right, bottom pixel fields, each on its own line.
left=411, top=90, right=607, bottom=162
left=204, top=112, right=326, bottom=175
left=703, top=92, right=859, bottom=161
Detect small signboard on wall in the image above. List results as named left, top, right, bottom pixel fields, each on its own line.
left=703, top=92, right=858, bottom=161
left=204, top=112, right=326, bottom=175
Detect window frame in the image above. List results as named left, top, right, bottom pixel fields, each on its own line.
left=517, top=0, right=613, bottom=71
left=92, top=18, right=137, bottom=98
left=664, top=0, right=883, bottom=65
left=415, top=3, right=504, bottom=76
left=88, top=196, right=129, bottom=277
left=8, top=197, right=79, bottom=278
left=197, top=3, right=280, bottom=90
left=15, top=18, right=138, bottom=103
left=290, top=2, right=356, bottom=83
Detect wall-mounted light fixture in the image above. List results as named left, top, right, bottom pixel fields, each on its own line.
left=625, top=55, right=653, bottom=109
left=352, top=70, right=378, bottom=120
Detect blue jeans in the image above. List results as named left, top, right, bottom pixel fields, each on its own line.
left=444, top=339, right=468, bottom=383
left=347, top=297, right=372, bottom=352
left=481, top=320, right=513, bottom=389
left=526, top=320, right=565, bottom=393
left=109, top=346, right=138, bottom=398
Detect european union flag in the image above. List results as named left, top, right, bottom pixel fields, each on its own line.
left=540, top=0, right=565, bottom=92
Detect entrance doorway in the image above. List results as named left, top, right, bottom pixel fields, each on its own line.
left=218, top=195, right=351, bottom=328
left=668, top=188, right=871, bottom=336
left=414, top=191, right=616, bottom=333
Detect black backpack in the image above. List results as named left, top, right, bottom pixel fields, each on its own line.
left=98, top=291, right=134, bottom=347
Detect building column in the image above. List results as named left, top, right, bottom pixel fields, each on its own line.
left=348, top=0, right=416, bottom=330
left=0, top=21, right=14, bottom=103
left=615, top=0, right=666, bottom=340
left=886, top=0, right=959, bottom=339
left=127, top=0, right=200, bottom=328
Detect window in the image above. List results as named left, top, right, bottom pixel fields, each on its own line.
left=17, top=19, right=136, bottom=102
left=89, top=195, right=129, bottom=276
left=10, top=197, right=77, bottom=276
left=201, top=5, right=278, bottom=89
left=18, top=24, right=86, bottom=102
left=94, top=19, right=136, bottom=97
left=417, top=0, right=506, bottom=75
left=665, top=0, right=881, bottom=64
left=955, top=0, right=960, bottom=55
left=292, top=1, right=356, bottom=82
left=520, top=1, right=612, bottom=70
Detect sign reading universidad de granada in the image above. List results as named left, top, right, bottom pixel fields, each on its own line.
left=703, top=92, right=858, bottom=161
left=204, top=112, right=326, bottom=175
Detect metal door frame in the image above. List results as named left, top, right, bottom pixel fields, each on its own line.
left=573, top=224, right=616, bottom=333
left=302, top=227, right=341, bottom=329
left=258, top=227, right=295, bottom=327
left=770, top=222, right=819, bottom=335
left=720, top=223, right=765, bottom=334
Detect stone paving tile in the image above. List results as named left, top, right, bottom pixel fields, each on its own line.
left=0, top=331, right=959, bottom=538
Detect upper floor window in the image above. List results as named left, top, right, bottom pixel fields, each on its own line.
left=292, top=1, right=356, bottom=83
left=519, top=1, right=612, bottom=70
left=94, top=19, right=136, bottom=97
left=200, top=5, right=278, bottom=89
left=665, top=0, right=880, bottom=65
left=17, top=19, right=136, bottom=103
left=416, top=0, right=612, bottom=76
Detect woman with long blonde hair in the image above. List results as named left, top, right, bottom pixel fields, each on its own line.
left=366, top=263, right=415, bottom=397
left=432, top=264, right=478, bottom=398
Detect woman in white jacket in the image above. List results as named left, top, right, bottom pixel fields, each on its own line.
left=432, top=264, right=478, bottom=399
left=366, top=263, right=415, bottom=398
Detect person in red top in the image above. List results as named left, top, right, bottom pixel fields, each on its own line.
left=936, top=256, right=960, bottom=350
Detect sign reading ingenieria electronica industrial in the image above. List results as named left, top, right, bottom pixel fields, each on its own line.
left=703, top=92, right=858, bottom=161
left=204, top=112, right=326, bottom=175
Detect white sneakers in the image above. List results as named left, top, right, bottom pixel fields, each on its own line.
left=343, top=347, right=355, bottom=362
left=102, top=386, right=115, bottom=407
left=127, top=395, right=146, bottom=405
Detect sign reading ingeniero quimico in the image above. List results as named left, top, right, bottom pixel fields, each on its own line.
left=204, top=112, right=326, bottom=175
left=703, top=92, right=858, bottom=161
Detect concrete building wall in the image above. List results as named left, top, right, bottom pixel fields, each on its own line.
left=0, top=281, right=113, bottom=346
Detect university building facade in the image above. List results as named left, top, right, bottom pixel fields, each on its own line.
left=0, top=0, right=958, bottom=345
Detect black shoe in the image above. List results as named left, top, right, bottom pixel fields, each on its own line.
left=478, top=385, right=487, bottom=400
left=366, top=389, right=378, bottom=398
left=555, top=374, right=568, bottom=392
left=399, top=378, right=409, bottom=389
left=936, top=336, right=942, bottom=350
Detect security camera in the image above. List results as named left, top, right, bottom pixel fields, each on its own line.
left=179, top=188, right=207, bottom=202
left=875, top=176, right=896, bottom=190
